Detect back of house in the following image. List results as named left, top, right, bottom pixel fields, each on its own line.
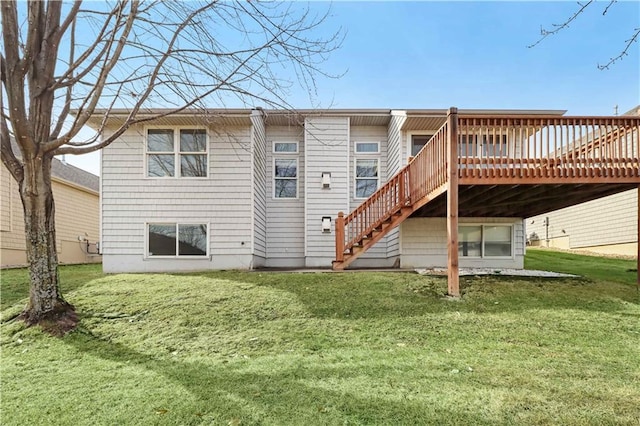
left=92, top=107, right=638, bottom=273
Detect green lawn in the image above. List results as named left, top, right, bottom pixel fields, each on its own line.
left=1, top=251, right=639, bottom=425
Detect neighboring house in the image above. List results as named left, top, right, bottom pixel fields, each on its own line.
left=526, top=189, right=637, bottom=256
left=88, top=108, right=639, bottom=274
left=527, top=106, right=640, bottom=256
left=1, top=150, right=101, bottom=267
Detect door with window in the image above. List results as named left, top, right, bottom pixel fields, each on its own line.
left=411, top=135, right=434, bottom=157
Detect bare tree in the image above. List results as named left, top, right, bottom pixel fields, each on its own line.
left=529, top=0, right=639, bottom=69
left=1, top=0, right=341, bottom=334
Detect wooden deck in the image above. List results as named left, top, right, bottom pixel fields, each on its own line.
left=333, top=109, right=640, bottom=293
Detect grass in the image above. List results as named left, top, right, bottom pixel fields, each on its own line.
left=1, top=251, right=639, bottom=425
left=525, top=247, right=638, bottom=285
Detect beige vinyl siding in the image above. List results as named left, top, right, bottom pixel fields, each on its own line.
left=1, top=164, right=15, bottom=234
left=2, top=165, right=28, bottom=265
left=527, top=189, right=637, bottom=252
left=349, top=125, right=388, bottom=261
left=1, top=163, right=100, bottom=267
left=305, top=117, right=349, bottom=266
left=265, top=125, right=305, bottom=266
left=101, top=125, right=253, bottom=270
left=400, top=217, right=524, bottom=269
left=251, top=112, right=267, bottom=262
left=53, top=180, right=101, bottom=264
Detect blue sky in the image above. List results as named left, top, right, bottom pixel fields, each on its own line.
left=66, top=1, right=639, bottom=174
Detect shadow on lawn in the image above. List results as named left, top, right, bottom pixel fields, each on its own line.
left=0, top=264, right=103, bottom=310
left=66, top=329, right=494, bottom=425
left=183, top=271, right=639, bottom=319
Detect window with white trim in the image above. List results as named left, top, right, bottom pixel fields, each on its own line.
left=147, top=129, right=208, bottom=178
left=355, top=158, right=379, bottom=198
left=354, top=141, right=380, bottom=199
left=458, top=225, right=512, bottom=258
left=355, top=142, right=379, bottom=154
left=273, top=142, right=298, bottom=153
left=273, top=142, right=298, bottom=198
left=147, top=223, right=208, bottom=257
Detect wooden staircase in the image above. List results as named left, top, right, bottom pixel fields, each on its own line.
left=334, top=206, right=414, bottom=270
left=333, top=119, right=452, bottom=270
left=333, top=110, right=640, bottom=271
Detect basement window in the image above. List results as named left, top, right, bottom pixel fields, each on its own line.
left=147, top=223, right=208, bottom=257
left=458, top=225, right=512, bottom=258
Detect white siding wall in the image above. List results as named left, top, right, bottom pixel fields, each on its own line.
left=265, top=125, right=306, bottom=267
left=349, top=125, right=393, bottom=266
left=400, top=217, right=525, bottom=269
left=101, top=125, right=254, bottom=272
left=304, top=117, right=349, bottom=267
left=527, top=189, right=638, bottom=252
left=386, top=111, right=407, bottom=259
left=251, top=112, right=267, bottom=265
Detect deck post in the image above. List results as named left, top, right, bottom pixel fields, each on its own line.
left=336, top=212, right=345, bottom=263
left=637, top=185, right=639, bottom=288
left=447, top=107, right=460, bottom=297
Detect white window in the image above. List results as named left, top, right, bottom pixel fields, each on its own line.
left=355, top=142, right=379, bottom=154
left=147, top=223, right=208, bottom=257
left=273, top=142, right=298, bottom=153
left=483, top=225, right=512, bottom=257
left=355, top=158, right=379, bottom=198
left=273, top=142, right=299, bottom=198
left=458, top=225, right=512, bottom=258
left=147, top=128, right=208, bottom=178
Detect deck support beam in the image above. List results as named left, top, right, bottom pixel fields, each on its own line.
left=447, top=107, right=460, bottom=297
left=637, top=185, right=639, bottom=288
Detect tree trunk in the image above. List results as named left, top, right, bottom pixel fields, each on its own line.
left=18, top=154, right=77, bottom=335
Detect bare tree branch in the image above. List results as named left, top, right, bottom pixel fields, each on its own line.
left=1, top=0, right=34, bottom=154
left=602, top=0, right=616, bottom=16
left=528, top=0, right=637, bottom=70
left=598, top=27, right=640, bottom=70
left=528, top=1, right=594, bottom=49
left=47, top=1, right=341, bottom=155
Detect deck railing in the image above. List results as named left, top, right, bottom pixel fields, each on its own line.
left=457, top=116, right=640, bottom=180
